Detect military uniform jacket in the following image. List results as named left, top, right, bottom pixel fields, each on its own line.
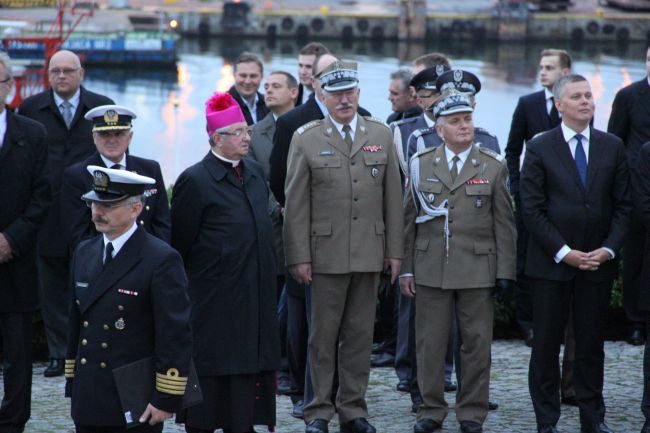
left=284, top=115, right=404, bottom=274
left=61, top=151, right=171, bottom=250
left=171, top=153, right=280, bottom=376
left=18, top=87, right=114, bottom=257
left=390, top=114, right=428, bottom=176
left=0, top=110, right=51, bottom=313
left=65, top=228, right=192, bottom=426
left=403, top=144, right=516, bottom=289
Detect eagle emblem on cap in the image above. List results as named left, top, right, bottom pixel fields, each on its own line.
left=93, top=170, right=109, bottom=191
left=436, top=65, right=445, bottom=76
left=104, top=110, right=119, bottom=126
left=453, top=70, right=463, bottom=82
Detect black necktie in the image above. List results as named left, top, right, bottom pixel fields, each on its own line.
left=104, top=242, right=114, bottom=267
left=110, top=164, right=121, bottom=170
left=549, top=97, right=561, bottom=127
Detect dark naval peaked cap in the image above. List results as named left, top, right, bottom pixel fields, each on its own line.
left=318, top=61, right=359, bottom=92
left=436, top=69, right=482, bottom=96
left=410, top=64, right=451, bottom=91
left=84, top=105, right=136, bottom=132
left=82, top=165, right=154, bottom=203
left=432, top=92, right=474, bottom=119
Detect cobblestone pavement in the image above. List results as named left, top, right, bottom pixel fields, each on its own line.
left=11, top=340, right=645, bottom=433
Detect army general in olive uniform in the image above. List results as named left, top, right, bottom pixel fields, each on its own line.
left=283, top=61, right=404, bottom=433
left=400, top=93, right=516, bottom=433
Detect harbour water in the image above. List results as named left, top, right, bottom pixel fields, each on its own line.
left=79, top=38, right=648, bottom=184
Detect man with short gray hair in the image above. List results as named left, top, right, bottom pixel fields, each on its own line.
left=386, top=68, right=421, bottom=124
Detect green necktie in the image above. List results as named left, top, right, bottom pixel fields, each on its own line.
left=342, top=124, right=353, bottom=148
left=451, top=155, right=460, bottom=182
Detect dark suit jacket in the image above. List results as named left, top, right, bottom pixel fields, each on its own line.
left=61, top=152, right=171, bottom=250
left=228, top=85, right=269, bottom=126
left=0, top=110, right=51, bottom=312
left=505, top=90, right=557, bottom=195
left=519, top=126, right=632, bottom=282
left=608, top=78, right=650, bottom=173
left=635, top=142, right=650, bottom=310
left=269, top=93, right=371, bottom=206
left=18, top=87, right=114, bottom=257
left=248, top=112, right=276, bottom=179
left=171, top=153, right=280, bottom=376
left=65, top=228, right=192, bottom=426
left=296, top=83, right=306, bottom=107
left=386, top=104, right=422, bottom=124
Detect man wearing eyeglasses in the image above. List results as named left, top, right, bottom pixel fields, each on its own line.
left=0, top=52, right=51, bottom=433
left=65, top=165, right=192, bottom=433
left=171, top=92, right=280, bottom=433
left=61, top=105, right=171, bottom=251
left=283, top=61, right=403, bottom=433
left=18, top=49, right=114, bottom=378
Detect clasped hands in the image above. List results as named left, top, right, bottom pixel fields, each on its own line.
left=562, top=248, right=611, bottom=271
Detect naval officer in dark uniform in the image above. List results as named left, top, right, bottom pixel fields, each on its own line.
left=407, top=69, right=500, bottom=161
left=65, top=165, right=192, bottom=433
left=61, top=105, right=171, bottom=250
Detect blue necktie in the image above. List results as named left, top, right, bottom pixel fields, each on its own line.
left=574, top=134, right=587, bottom=187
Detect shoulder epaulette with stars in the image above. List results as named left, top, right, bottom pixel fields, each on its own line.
left=364, top=116, right=390, bottom=129
left=412, top=126, right=436, bottom=138
left=412, top=145, right=437, bottom=160
left=479, top=147, right=504, bottom=161
left=297, top=120, right=322, bottom=135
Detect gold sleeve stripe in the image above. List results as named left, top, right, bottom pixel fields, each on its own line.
left=156, top=382, right=186, bottom=395
left=65, top=359, right=76, bottom=366
left=155, top=372, right=188, bottom=385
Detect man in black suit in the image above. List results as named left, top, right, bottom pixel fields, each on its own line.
left=521, top=74, right=632, bottom=433
left=295, top=43, right=330, bottom=107
left=61, top=105, right=171, bottom=250
left=0, top=53, right=51, bottom=433
left=65, top=165, right=192, bottom=433
left=608, top=45, right=650, bottom=346
left=18, top=49, right=114, bottom=377
left=505, top=48, right=571, bottom=346
left=228, top=52, right=269, bottom=125
left=634, top=142, right=650, bottom=433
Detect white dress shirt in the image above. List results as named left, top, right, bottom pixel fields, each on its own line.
left=103, top=222, right=138, bottom=262
left=329, top=114, right=358, bottom=143
left=101, top=154, right=127, bottom=170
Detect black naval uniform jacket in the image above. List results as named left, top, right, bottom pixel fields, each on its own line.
left=18, top=87, right=114, bottom=257
left=65, top=228, right=192, bottom=426
left=0, top=109, right=51, bottom=312
left=171, top=152, right=280, bottom=377
left=61, top=151, right=171, bottom=250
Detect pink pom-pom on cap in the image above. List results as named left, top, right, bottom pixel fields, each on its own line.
left=205, top=92, right=246, bottom=136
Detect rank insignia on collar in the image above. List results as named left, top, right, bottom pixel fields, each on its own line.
left=115, top=317, right=126, bottom=330
left=471, top=158, right=478, bottom=166
left=362, top=145, right=383, bottom=152
left=435, top=157, right=441, bottom=164
left=360, top=125, right=366, bottom=132
left=326, top=127, right=333, bottom=134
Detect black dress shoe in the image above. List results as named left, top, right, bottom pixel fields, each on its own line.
left=460, top=421, right=483, bottom=433
left=524, top=329, right=534, bottom=347
left=340, top=418, right=376, bottom=433
left=411, top=400, right=421, bottom=414
left=396, top=379, right=410, bottom=392
left=488, top=401, right=498, bottom=410
left=277, top=372, right=293, bottom=395
left=538, top=425, right=558, bottom=433
left=414, top=418, right=442, bottom=433
left=44, top=358, right=64, bottom=377
left=628, top=329, right=645, bottom=346
left=581, top=422, right=615, bottom=433
left=306, top=419, right=329, bottom=433
left=370, top=352, right=395, bottom=368
left=641, top=419, right=650, bottom=433
left=561, top=395, right=578, bottom=406
left=291, top=399, right=304, bottom=419
left=444, top=380, right=457, bottom=392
